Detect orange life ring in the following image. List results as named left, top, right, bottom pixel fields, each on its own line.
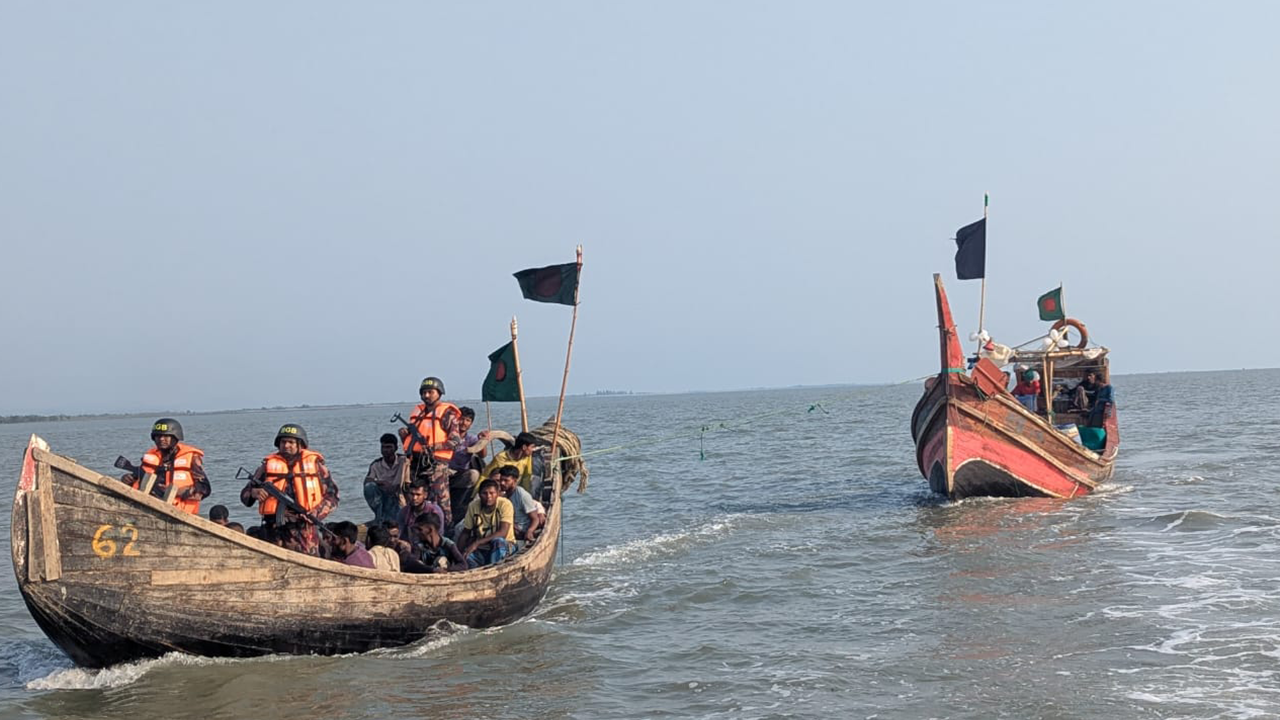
left=1051, top=318, right=1089, bottom=349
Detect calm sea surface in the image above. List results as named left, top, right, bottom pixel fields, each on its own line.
left=2, top=371, right=1280, bottom=719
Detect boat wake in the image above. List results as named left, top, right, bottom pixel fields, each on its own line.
left=571, top=516, right=740, bottom=569
left=21, top=625, right=473, bottom=692
left=23, top=651, right=294, bottom=691
left=372, top=621, right=470, bottom=659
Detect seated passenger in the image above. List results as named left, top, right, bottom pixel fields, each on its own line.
left=363, top=433, right=405, bottom=526
left=496, top=465, right=545, bottom=544
left=330, top=521, right=375, bottom=568
left=397, top=479, right=446, bottom=552
left=479, top=432, right=541, bottom=497
left=458, top=479, right=516, bottom=568
left=1011, top=368, right=1041, bottom=412
left=226, top=521, right=245, bottom=533
left=209, top=504, right=230, bottom=526
left=1070, top=370, right=1102, bottom=411
left=400, top=514, right=463, bottom=573
left=123, top=418, right=211, bottom=515
left=366, top=524, right=401, bottom=572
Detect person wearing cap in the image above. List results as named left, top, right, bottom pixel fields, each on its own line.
left=240, top=423, right=340, bottom=556
left=399, top=376, right=462, bottom=528
left=121, top=418, right=210, bottom=515
left=1011, top=366, right=1041, bottom=413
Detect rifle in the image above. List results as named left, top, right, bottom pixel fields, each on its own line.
left=390, top=412, right=439, bottom=474
left=235, top=466, right=337, bottom=539
left=114, top=455, right=180, bottom=504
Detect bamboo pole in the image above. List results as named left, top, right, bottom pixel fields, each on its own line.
left=484, top=401, right=496, bottom=464
left=549, top=245, right=583, bottom=469
left=510, top=317, right=529, bottom=432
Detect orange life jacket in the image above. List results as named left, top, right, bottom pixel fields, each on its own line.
left=136, top=442, right=205, bottom=515
left=259, top=449, right=326, bottom=516
left=403, top=402, right=460, bottom=462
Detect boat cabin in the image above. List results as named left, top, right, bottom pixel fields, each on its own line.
left=1013, top=348, right=1107, bottom=414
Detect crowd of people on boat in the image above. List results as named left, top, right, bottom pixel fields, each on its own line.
left=1006, top=365, right=1115, bottom=451
left=117, top=376, right=548, bottom=572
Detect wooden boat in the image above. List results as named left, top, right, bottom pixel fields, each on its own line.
left=11, top=434, right=565, bottom=668
left=910, top=274, right=1119, bottom=499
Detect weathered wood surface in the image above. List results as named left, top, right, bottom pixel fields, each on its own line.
left=910, top=274, right=1119, bottom=500
left=11, top=442, right=562, bottom=668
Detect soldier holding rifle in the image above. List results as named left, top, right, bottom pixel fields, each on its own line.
left=393, top=377, right=461, bottom=529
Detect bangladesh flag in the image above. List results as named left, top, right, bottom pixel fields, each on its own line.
left=482, top=342, right=520, bottom=402
left=1037, top=286, right=1065, bottom=321
left=513, top=262, right=579, bottom=305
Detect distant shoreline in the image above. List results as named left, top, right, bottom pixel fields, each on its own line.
left=5, top=367, right=1276, bottom=423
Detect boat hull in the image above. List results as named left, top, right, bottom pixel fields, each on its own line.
left=911, top=375, right=1117, bottom=500
left=12, top=438, right=561, bottom=668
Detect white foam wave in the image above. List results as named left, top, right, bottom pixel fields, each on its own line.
left=26, top=650, right=320, bottom=691
left=572, top=517, right=739, bottom=568
left=373, top=622, right=469, bottom=659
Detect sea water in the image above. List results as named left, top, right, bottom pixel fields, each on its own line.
left=1, top=370, right=1278, bottom=719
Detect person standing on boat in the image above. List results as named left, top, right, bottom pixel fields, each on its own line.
left=363, top=433, right=405, bottom=525
left=239, top=423, right=340, bottom=556
left=399, top=376, right=462, bottom=529
left=1085, top=375, right=1115, bottom=429
left=445, top=407, right=486, bottom=521
left=121, top=418, right=210, bottom=515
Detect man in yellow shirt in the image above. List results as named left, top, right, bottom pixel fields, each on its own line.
left=459, top=478, right=516, bottom=568
left=479, top=431, right=540, bottom=496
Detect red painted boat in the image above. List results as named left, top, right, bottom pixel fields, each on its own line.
left=910, top=274, right=1119, bottom=499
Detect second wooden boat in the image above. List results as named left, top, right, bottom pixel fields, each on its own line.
left=910, top=274, right=1119, bottom=499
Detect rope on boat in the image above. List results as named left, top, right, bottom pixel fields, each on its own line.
left=553, top=402, right=829, bottom=467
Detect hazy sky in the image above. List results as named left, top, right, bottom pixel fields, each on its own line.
left=2, top=3, right=1277, bottom=414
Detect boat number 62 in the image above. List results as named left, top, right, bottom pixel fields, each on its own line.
left=92, top=524, right=140, bottom=559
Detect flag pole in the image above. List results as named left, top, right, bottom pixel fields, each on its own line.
left=549, top=245, right=583, bottom=472
left=510, top=316, right=529, bottom=432
left=976, top=192, right=989, bottom=355
left=484, top=400, right=496, bottom=463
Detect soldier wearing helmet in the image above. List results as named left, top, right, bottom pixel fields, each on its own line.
left=398, top=376, right=463, bottom=529
left=121, top=418, right=210, bottom=515
left=239, top=423, right=340, bottom=556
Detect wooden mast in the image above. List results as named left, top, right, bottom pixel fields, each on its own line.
left=548, top=245, right=583, bottom=470
left=510, top=316, right=529, bottom=432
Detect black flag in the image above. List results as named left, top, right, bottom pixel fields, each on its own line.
left=954, top=218, right=986, bottom=280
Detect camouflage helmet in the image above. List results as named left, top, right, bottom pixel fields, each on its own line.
left=150, top=418, right=184, bottom=442
left=274, top=423, right=309, bottom=449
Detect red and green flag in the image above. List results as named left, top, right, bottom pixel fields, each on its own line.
left=1037, top=286, right=1065, bottom=321
left=481, top=342, right=520, bottom=402
left=513, top=262, right=579, bottom=306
